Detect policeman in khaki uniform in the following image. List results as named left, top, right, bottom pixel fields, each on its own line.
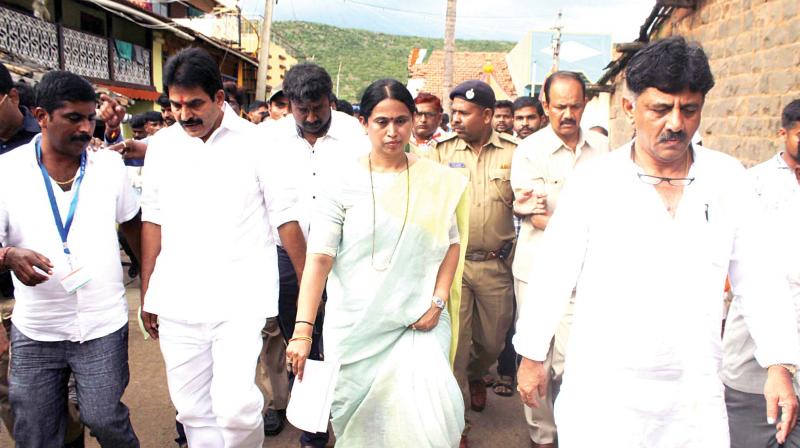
left=426, top=80, right=517, bottom=448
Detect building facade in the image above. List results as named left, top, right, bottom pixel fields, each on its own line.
left=602, top=0, right=800, bottom=165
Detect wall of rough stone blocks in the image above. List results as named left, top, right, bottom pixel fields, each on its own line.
left=608, top=0, right=800, bottom=166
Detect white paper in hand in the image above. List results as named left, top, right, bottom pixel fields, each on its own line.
left=287, top=359, right=340, bottom=433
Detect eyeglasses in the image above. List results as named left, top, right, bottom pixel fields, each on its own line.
left=415, top=111, right=439, bottom=119
left=637, top=173, right=695, bottom=186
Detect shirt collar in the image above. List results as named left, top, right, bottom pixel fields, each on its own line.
left=412, top=127, right=443, bottom=146
left=293, top=110, right=352, bottom=141
left=540, top=125, right=589, bottom=155
left=193, top=103, right=245, bottom=143
left=775, top=152, right=793, bottom=170
left=455, top=129, right=504, bottom=151
left=624, top=139, right=702, bottom=176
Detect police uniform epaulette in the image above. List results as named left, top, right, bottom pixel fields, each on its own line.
left=498, top=132, right=519, bottom=145
left=435, top=133, right=459, bottom=145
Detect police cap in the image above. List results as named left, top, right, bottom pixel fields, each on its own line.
left=449, top=80, right=496, bottom=109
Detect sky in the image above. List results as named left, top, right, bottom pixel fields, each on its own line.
left=239, top=0, right=657, bottom=44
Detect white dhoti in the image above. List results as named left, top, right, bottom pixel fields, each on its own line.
left=159, top=317, right=266, bottom=448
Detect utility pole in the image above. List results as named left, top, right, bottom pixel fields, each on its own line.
left=336, top=60, right=342, bottom=97
left=255, top=0, right=275, bottom=101
left=550, top=10, right=563, bottom=72
left=443, top=0, right=457, bottom=114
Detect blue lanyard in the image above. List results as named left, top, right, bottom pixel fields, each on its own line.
left=35, top=138, right=86, bottom=258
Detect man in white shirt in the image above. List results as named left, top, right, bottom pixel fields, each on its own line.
left=0, top=71, right=140, bottom=446
left=722, top=99, right=800, bottom=447
left=139, top=48, right=305, bottom=447
left=514, top=36, right=800, bottom=447
left=262, top=62, right=365, bottom=448
left=510, top=71, right=608, bottom=448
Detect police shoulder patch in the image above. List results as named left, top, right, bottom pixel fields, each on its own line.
left=435, top=133, right=459, bottom=145
left=498, top=132, right=520, bottom=145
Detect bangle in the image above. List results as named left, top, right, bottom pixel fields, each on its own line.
left=0, top=247, right=10, bottom=270
left=289, top=336, right=312, bottom=344
left=295, top=320, right=314, bottom=327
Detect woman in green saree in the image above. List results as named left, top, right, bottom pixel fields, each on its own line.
left=286, top=79, right=468, bottom=447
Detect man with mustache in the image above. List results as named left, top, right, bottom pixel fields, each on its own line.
left=509, top=70, right=608, bottom=448
left=427, top=80, right=518, bottom=448
left=492, top=100, right=515, bottom=136
left=0, top=70, right=141, bottom=446
left=721, top=99, right=800, bottom=447
left=515, top=36, right=799, bottom=447
left=139, top=47, right=306, bottom=446
left=0, top=62, right=129, bottom=447
left=260, top=62, right=364, bottom=447
left=512, top=96, right=545, bottom=140
left=409, top=92, right=446, bottom=154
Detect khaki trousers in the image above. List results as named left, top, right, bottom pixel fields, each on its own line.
left=515, top=278, right=575, bottom=445
left=454, top=258, right=514, bottom=433
left=256, top=317, right=289, bottom=412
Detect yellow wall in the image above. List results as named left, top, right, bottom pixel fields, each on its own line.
left=266, top=42, right=296, bottom=87
left=152, top=32, right=165, bottom=96
left=239, top=36, right=297, bottom=89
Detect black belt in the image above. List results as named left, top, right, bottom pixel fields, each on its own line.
left=465, top=240, right=514, bottom=262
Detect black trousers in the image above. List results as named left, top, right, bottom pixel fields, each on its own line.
left=276, top=247, right=329, bottom=447
left=496, top=296, right=518, bottom=377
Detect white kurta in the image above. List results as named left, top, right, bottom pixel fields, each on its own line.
left=513, top=143, right=799, bottom=448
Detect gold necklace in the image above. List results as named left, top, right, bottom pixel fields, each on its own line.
left=369, top=153, right=410, bottom=271
left=53, top=174, right=77, bottom=186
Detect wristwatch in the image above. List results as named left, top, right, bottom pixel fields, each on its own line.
left=432, top=296, right=446, bottom=310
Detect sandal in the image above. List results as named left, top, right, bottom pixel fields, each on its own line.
left=493, top=375, right=514, bottom=397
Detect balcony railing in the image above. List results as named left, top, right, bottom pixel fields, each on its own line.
left=62, top=27, right=110, bottom=79
left=0, top=5, right=59, bottom=69
left=0, top=4, right=152, bottom=88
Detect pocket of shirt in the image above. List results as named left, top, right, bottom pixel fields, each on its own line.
left=489, top=168, right=513, bottom=206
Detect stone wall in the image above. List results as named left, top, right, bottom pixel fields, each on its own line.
left=608, top=0, right=800, bottom=166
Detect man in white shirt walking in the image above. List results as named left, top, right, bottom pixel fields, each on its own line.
left=722, top=99, right=800, bottom=447
left=510, top=71, right=608, bottom=448
left=262, top=62, right=365, bottom=448
left=514, top=36, right=800, bottom=447
left=139, top=47, right=305, bottom=447
left=0, top=70, right=140, bottom=447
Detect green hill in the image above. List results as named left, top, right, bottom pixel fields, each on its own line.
left=271, top=21, right=515, bottom=102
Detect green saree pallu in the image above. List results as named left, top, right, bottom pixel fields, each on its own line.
left=308, top=156, right=469, bottom=447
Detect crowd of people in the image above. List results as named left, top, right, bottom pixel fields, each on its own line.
left=0, top=33, right=798, bottom=448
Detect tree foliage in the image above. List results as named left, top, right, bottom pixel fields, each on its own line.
left=272, top=21, right=514, bottom=102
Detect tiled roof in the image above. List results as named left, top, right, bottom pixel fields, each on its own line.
left=408, top=49, right=517, bottom=99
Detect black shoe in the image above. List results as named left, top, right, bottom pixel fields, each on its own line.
left=264, top=408, right=286, bottom=436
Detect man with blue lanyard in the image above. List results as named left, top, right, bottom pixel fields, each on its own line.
left=0, top=71, right=141, bottom=446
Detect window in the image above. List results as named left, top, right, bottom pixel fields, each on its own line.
left=150, top=1, right=168, bottom=16
left=187, top=6, right=203, bottom=17
left=80, top=12, right=105, bottom=36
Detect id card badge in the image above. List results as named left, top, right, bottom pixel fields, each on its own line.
left=60, top=266, right=91, bottom=294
